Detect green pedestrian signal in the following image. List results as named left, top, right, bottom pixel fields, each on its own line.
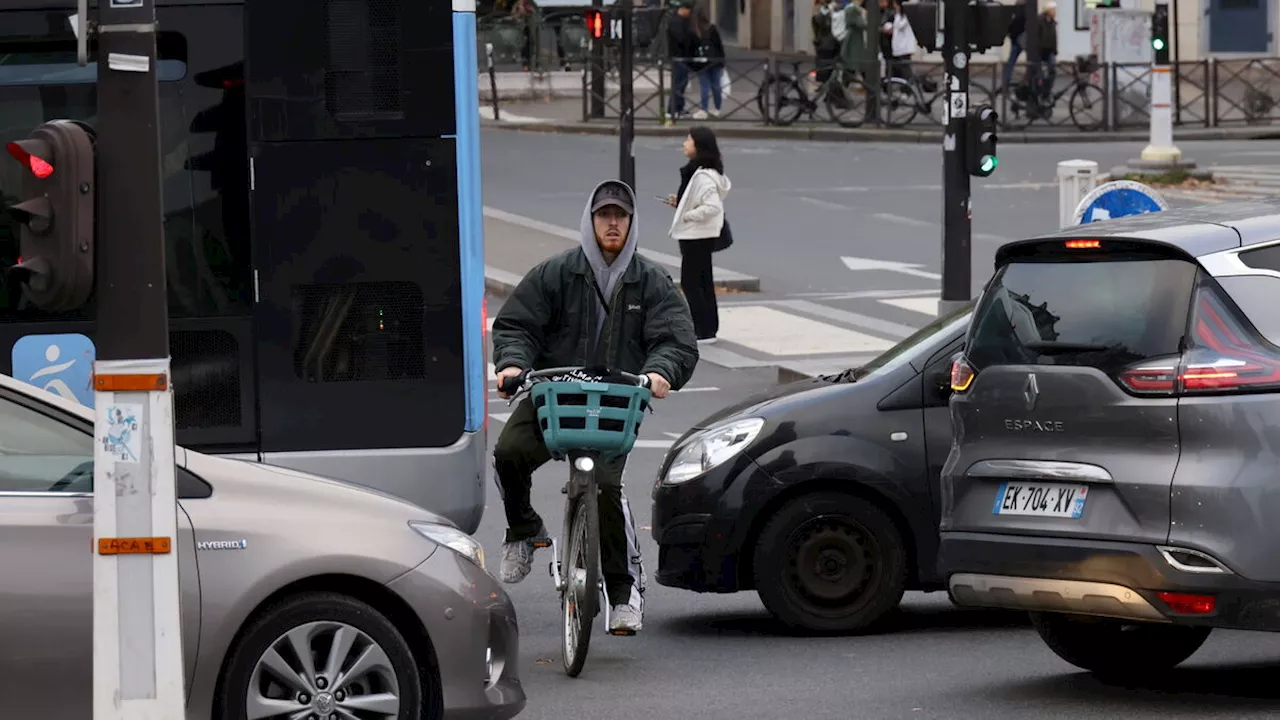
left=965, top=106, right=999, bottom=178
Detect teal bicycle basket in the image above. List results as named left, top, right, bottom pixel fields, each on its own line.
left=531, top=380, right=652, bottom=460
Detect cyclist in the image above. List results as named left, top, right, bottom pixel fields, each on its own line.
left=491, top=179, right=699, bottom=634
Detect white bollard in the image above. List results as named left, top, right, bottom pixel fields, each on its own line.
left=1058, top=159, right=1099, bottom=228
left=1140, top=65, right=1181, bottom=163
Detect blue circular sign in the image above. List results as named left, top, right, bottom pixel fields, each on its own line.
left=1072, top=180, right=1169, bottom=225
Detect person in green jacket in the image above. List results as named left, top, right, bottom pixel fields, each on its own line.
left=491, top=179, right=699, bottom=634
left=837, top=0, right=875, bottom=79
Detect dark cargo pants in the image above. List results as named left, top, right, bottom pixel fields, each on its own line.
left=493, top=397, right=646, bottom=607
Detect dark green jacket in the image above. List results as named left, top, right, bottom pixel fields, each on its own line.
left=492, top=247, right=700, bottom=390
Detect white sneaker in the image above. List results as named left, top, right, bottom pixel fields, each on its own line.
left=692, top=109, right=709, bottom=120
left=609, top=604, right=643, bottom=634
left=710, top=108, right=721, bottom=118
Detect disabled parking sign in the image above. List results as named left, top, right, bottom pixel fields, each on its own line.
left=1072, top=180, right=1169, bottom=225
left=11, top=333, right=96, bottom=407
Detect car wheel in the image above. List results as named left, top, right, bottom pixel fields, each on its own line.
left=217, top=591, right=426, bottom=720
left=753, top=492, right=907, bottom=634
left=1030, top=611, right=1212, bottom=678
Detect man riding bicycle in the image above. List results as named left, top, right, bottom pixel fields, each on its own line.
left=491, top=179, right=699, bottom=634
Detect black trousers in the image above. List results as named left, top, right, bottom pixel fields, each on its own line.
left=680, top=239, right=719, bottom=339
left=493, top=398, right=645, bottom=606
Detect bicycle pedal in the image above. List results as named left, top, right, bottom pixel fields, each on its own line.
left=532, top=539, right=552, bottom=549
left=609, top=628, right=636, bottom=637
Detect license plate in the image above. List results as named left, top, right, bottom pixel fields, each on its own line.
left=993, top=482, right=1089, bottom=518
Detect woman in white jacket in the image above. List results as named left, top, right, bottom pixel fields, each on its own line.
left=665, top=126, right=731, bottom=343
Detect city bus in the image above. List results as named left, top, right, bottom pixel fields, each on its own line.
left=0, top=0, right=489, bottom=533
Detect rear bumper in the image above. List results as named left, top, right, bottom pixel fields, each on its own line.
left=939, top=531, right=1280, bottom=632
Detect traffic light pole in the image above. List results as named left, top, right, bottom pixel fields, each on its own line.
left=590, top=0, right=606, bottom=117
left=91, top=0, right=185, bottom=717
left=619, top=1, right=635, bottom=189
left=940, top=0, right=971, bottom=314
left=1141, top=2, right=1179, bottom=163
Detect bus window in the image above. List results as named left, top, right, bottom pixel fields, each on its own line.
left=0, top=7, right=251, bottom=322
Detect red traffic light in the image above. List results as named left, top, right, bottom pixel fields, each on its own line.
left=586, top=9, right=605, bottom=38
left=7, top=139, right=54, bottom=179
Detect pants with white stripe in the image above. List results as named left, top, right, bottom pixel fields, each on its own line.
left=494, top=397, right=646, bottom=609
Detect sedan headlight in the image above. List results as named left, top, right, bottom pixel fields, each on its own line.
left=409, top=521, right=486, bottom=569
left=663, top=417, right=765, bottom=485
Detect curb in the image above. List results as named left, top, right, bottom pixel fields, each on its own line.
left=483, top=119, right=1280, bottom=144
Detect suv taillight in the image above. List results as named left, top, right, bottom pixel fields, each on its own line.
left=1119, top=280, right=1280, bottom=396
left=951, top=356, right=976, bottom=393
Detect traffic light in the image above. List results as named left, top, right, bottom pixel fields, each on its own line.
left=1152, top=2, right=1170, bottom=65
left=585, top=8, right=609, bottom=39
left=966, top=105, right=999, bottom=177
left=4, top=120, right=96, bottom=311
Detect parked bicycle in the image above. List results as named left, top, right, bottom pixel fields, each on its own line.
left=879, top=65, right=997, bottom=127
left=998, top=53, right=1106, bottom=131
left=756, top=58, right=872, bottom=128
left=498, top=365, right=653, bottom=677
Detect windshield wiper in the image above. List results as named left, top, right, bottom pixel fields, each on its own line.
left=1023, top=341, right=1115, bottom=354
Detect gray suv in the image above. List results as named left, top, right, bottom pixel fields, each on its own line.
left=938, top=201, right=1280, bottom=678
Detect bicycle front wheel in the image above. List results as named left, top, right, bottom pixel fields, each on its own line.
left=561, top=484, right=600, bottom=677
left=759, top=75, right=806, bottom=126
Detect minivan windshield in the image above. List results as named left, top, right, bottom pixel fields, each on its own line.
left=966, top=258, right=1198, bottom=375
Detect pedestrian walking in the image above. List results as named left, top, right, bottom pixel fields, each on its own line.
left=665, top=0, right=699, bottom=122
left=690, top=7, right=726, bottom=119
left=664, top=127, right=731, bottom=343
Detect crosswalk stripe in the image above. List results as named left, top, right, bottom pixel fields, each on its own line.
left=880, top=296, right=941, bottom=316
left=717, top=305, right=897, bottom=356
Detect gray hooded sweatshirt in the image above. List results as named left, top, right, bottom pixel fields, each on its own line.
left=578, top=180, right=639, bottom=343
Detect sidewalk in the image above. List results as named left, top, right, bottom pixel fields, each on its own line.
left=479, top=96, right=1280, bottom=144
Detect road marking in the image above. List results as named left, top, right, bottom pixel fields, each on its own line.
left=482, top=206, right=758, bottom=286
left=787, top=289, right=939, bottom=300
left=796, top=196, right=850, bottom=211
left=663, top=432, right=683, bottom=438
left=718, top=305, right=896, bottom=356
left=872, top=212, right=934, bottom=228
left=881, top=296, right=942, bottom=316
left=672, top=386, right=720, bottom=393
left=842, top=255, right=942, bottom=281
left=773, top=299, right=917, bottom=339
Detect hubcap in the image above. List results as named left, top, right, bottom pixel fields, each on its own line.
left=786, top=517, right=877, bottom=612
left=246, top=620, right=401, bottom=720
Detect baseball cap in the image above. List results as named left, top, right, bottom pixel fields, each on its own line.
left=590, top=181, right=634, bottom=215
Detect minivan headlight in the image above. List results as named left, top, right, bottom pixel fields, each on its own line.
left=409, top=521, right=486, bottom=568
left=663, top=418, right=765, bottom=485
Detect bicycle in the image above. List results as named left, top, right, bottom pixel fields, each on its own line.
left=498, top=365, right=653, bottom=677
left=879, top=66, right=996, bottom=127
left=998, top=53, right=1106, bottom=131
left=755, top=58, right=872, bottom=128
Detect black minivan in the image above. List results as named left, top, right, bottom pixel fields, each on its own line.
left=651, top=303, right=973, bottom=633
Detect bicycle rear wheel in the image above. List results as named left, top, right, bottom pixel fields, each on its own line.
left=759, top=75, right=807, bottom=126
left=561, top=481, right=600, bottom=677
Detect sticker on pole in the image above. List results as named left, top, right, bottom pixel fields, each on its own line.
left=1072, top=180, right=1169, bottom=225
left=100, top=404, right=143, bottom=463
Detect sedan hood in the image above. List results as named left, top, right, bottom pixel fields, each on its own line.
left=182, top=451, right=454, bottom=528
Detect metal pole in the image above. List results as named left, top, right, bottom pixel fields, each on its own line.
left=590, top=0, right=606, bottom=117
left=487, top=42, right=501, bottom=121
left=940, top=0, right=970, bottom=313
left=867, top=0, right=881, bottom=125
left=91, top=0, right=184, bottom=717
left=1172, top=0, right=1181, bottom=124
left=620, top=0, right=636, bottom=188
left=1141, top=2, right=1179, bottom=163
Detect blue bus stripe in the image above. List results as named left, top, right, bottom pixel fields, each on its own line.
left=453, top=11, right=485, bottom=434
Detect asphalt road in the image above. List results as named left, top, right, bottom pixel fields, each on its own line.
left=481, top=129, right=1280, bottom=302
left=478, top=134, right=1280, bottom=719
left=478, top=297, right=1280, bottom=720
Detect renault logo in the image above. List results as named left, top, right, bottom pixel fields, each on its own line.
left=1024, top=373, right=1039, bottom=411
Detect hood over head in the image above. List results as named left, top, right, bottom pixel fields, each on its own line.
left=579, top=179, right=639, bottom=302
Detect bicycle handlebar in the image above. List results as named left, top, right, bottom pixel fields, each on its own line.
left=498, top=366, right=651, bottom=396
